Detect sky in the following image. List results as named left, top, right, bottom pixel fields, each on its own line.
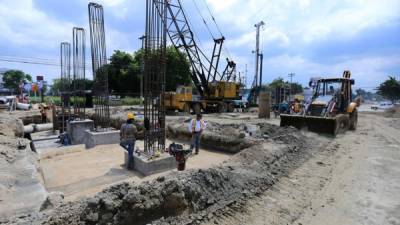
left=0, top=0, right=399, bottom=91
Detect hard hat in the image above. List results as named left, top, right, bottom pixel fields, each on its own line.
left=127, top=113, right=135, bottom=120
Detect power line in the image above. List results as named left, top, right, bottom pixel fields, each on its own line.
left=201, top=0, right=223, bottom=37
left=200, top=0, right=232, bottom=59
left=0, top=57, right=92, bottom=70
left=0, top=55, right=93, bottom=67
left=191, top=0, right=215, bottom=39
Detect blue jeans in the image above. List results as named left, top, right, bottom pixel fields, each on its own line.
left=120, top=140, right=135, bottom=168
left=190, top=132, right=201, bottom=153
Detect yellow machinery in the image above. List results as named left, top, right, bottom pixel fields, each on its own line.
left=280, top=71, right=359, bottom=136
left=165, top=86, right=193, bottom=112
left=165, top=81, right=241, bottom=114
left=208, top=81, right=240, bottom=99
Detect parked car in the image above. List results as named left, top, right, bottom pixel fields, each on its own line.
left=371, top=102, right=394, bottom=110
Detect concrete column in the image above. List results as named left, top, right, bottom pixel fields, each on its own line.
left=258, top=91, right=270, bottom=119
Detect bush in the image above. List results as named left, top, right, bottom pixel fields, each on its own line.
left=121, top=97, right=142, bottom=106
left=30, top=96, right=61, bottom=105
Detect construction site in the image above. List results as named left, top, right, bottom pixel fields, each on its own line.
left=1, top=1, right=400, bottom=225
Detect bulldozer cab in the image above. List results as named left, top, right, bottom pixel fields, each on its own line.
left=312, top=77, right=354, bottom=114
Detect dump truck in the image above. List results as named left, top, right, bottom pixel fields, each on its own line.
left=280, top=71, right=359, bottom=136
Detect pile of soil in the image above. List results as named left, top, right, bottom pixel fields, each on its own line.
left=167, top=120, right=259, bottom=153
left=0, top=115, right=26, bottom=163
left=8, top=122, right=326, bottom=225
left=384, top=106, right=400, bottom=118
left=0, top=112, right=47, bottom=221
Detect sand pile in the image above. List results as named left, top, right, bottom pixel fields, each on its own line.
left=385, top=106, right=400, bottom=118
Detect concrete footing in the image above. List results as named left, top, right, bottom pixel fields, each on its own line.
left=84, top=130, right=120, bottom=149
left=67, top=120, right=94, bottom=145
left=125, top=152, right=176, bottom=176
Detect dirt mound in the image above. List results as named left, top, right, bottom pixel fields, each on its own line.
left=384, top=106, right=400, bottom=118
left=167, top=121, right=259, bottom=153
left=8, top=122, right=325, bottom=225
left=0, top=115, right=27, bottom=163
left=0, top=113, right=47, bottom=221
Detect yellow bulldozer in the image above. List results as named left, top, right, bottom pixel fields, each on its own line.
left=280, top=71, right=359, bottom=136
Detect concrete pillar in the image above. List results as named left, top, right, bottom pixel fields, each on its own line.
left=258, top=91, right=270, bottom=119
left=67, top=120, right=94, bottom=145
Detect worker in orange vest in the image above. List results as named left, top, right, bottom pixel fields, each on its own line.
left=187, top=114, right=206, bottom=154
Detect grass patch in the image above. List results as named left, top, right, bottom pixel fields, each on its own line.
left=120, top=97, right=142, bottom=106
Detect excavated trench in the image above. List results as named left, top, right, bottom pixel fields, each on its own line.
left=7, top=119, right=330, bottom=225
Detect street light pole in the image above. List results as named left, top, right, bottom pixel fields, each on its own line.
left=254, top=21, right=265, bottom=89
left=288, top=73, right=295, bottom=101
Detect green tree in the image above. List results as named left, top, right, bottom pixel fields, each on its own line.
left=165, top=46, right=191, bottom=91
left=107, top=50, right=139, bottom=95
left=106, top=47, right=191, bottom=95
left=49, top=79, right=63, bottom=95
left=266, top=77, right=303, bottom=94
left=377, top=76, right=400, bottom=103
left=2, top=70, right=31, bottom=92
left=25, top=74, right=32, bottom=82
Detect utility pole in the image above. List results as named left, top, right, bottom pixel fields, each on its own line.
left=259, top=53, right=263, bottom=88
left=288, top=73, right=295, bottom=101
left=245, top=64, right=248, bottom=88
left=254, top=21, right=265, bottom=89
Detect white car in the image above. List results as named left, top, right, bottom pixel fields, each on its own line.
left=371, top=102, right=394, bottom=110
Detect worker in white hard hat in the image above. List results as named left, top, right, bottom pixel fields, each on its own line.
left=120, top=113, right=138, bottom=169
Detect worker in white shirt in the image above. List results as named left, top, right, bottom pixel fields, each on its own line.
left=188, top=113, right=206, bottom=154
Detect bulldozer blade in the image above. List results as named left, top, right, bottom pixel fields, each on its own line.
left=280, top=114, right=338, bottom=136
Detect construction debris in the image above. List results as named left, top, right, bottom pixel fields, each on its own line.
left=5, top=116, right=324, bottom=224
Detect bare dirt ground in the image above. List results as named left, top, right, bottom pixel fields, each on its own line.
left=2, top=109, right=400, bottom=225
left=39, top=141, right=231, bottom=201
left=205, top=113, right=400, bottom=225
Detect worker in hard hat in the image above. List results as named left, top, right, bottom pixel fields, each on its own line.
left=120, top=113, right=138, bottom=169
left=39, top=104, right=47, bottom=124
left=187, top=113, right=206, bottom=154
left=291, top=98, right=303, bottom=115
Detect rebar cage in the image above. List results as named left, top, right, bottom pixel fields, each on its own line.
left=72, top=27, right=86, bottom=120
left=60, top=42, right=72, bottom=132
left=88, top=2, right=110, bottom=129
left=143, top=0, right=167, bottom=155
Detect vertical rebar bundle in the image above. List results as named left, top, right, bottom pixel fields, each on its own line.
left=143, top=0, right=167, bottom=155
left=60, top=42, right=72, bottom=132
left=60, top=42, right=71, bottom=92
left=72, top=27, right=86, bottom=119
left=88, top=2, right=110, bottom=129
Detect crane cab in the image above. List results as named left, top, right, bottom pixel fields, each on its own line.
left=165, top=85, right=193, bottom=111
left=208, top=81, right=240, bottom=99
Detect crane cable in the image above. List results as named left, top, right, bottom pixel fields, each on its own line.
left=200, top=0, right=232, bottom=59
left=191, top=0, right=215, bottom=39
left=201, top=0, right=223, bottom=37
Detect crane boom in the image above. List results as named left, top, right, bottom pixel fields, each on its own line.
left=153, top=0, right=228, bottom=98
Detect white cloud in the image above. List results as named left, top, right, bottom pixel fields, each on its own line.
left=0, top=0, right=73, bottom=47
left=205, top=0, right=400, bottom=44
left=263, top=54, right=400, bottom=89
